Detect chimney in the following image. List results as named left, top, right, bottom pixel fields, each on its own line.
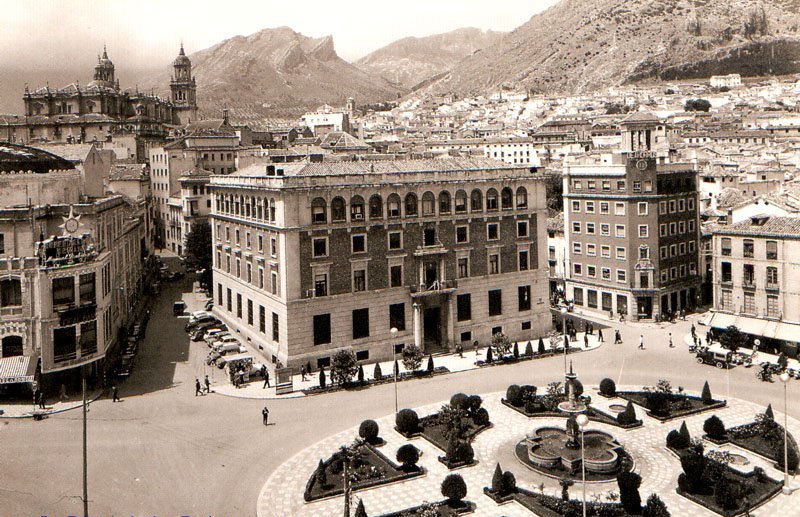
left=222, top=109, right=229, bottom=125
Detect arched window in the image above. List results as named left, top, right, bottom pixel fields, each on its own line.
left=516, top=186, right=528, bottom=209
left=404, top=193, right=418, bottom=216
left=455, top=190, right=468, bottom=213
left=245, top=197, right=252, bottom=217
left=224, top=196, right=230, bottom=213
left=256, top=198, right=263, bottom=220
left=369, top=194, right=383, bottom=219
left=486, top=188, right=499, bottom=211
left=501, top=187, right=513, bottom=209
left=439, top=191, right=451, bottom=214
left=422, top=191, right=436, bottom=216
left=331, top=197, right=346, bottom=222
left=0, top=278, right=22, bottom=307
left=388, top=193, right=402, bottom=218
left=470, top=189, right=483, bottom=212
left=269, top=198, right=276, bottom=222
left=350, top=195, right=365, bottom=221
left=1, top=336, right=23, bottom=358
left=311, top=197, right=327, bottom=224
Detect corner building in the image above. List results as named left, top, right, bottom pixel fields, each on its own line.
left=563, top=115, right=701, bottom=320
left=209, top=158, right=550, bottom=369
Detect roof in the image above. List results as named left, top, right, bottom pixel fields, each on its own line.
left=622, top=111, right=660, bottom=125
left=714, top=216, right=800, bottom=238
left=0, top=143, right=76, bottom=173
left=319, top=131, right=371, bottom=151
left=185, top=119, right=236, bottom=136
left=31, top=143, right=96, bottom=162
left=178, top=166, right=212, bottom=180
left=109, top=163, right=147, bottom=181
left=716, top=188, right=746, bottom=209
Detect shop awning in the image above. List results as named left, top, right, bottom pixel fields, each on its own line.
left=774, top=322, right=800, bottom=343
left=736, top=316, right=771, bottom=337
left=706, top=312, right=738, bottom=330
left=0, top=355, right=36, bottom=385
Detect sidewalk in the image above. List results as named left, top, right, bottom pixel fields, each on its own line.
left=567, top=304, right=706, bottom=330
left=212, top=331, right=606, bottom=400
left=683, top=332, right=800, bottom=370
left=0, top=389, right=104, bottom=418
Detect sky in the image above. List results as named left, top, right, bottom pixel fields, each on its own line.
left=0, top=0, right=558, bottom=70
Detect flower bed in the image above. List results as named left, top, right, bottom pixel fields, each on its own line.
left=492, top=487, right=640, bottom=516
left=377, top=500, right=475, bottom=516
left=302, top=366, right=450, bottom=395
left=676, top=462, right=782, bottom=516
left=303, top=443, right=424, bottom=502
left=501, top=398, right=643, bottom=429
left=714, top=416, right=799, bottom=474
left=616, top=390, right=726, bottom=422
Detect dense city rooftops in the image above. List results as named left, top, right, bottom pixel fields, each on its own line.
left=0, top=143, right=76, bottom=173
left=714, top=215, right=800, bottom=238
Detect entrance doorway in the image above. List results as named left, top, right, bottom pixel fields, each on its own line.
left=636, top=296, right=653, bottom=319
left=424, top=262, right=438, bottom=288
left=423, top=307, right=441, bottom=347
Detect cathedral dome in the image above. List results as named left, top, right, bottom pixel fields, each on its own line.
left=173, top=44, right=191, bottom=66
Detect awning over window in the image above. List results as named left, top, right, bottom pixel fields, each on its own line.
left=705, top=313, right=800, bottom=343
left=0, top=355, right=36, bottom=384
left=774, top=322, right=800, bottom=343
left=705, top=312, right=738, bottom=330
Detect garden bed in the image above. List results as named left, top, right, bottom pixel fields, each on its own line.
left=302, top=366, right=450, bottom=395
left=616, top=390, right=726, bottom=421
left=501, top=399, right=643, bottom=429
left=377, top=500, right=475, bottom=517
left=677, top=466, right=783, bottom=516
left=303, top=443, right=424, bottom=502
left=501, top=487, right=640, bottom=516
left=712, top=418, right=799, bottom=474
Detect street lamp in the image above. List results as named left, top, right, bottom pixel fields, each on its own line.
left=560, top=307, right=569, bottom=374
left=576, top=413, right=589, bottom=517
left=780, top=372, right=795, bottom=495
left=390, top=327, right=399, bottom=414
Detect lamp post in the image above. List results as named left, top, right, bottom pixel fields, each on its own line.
left=390, top=327, right=399, bottom=414
left=576, top=413, right=589, bottom=517
left=560, top=307, right=569, bottom=374
left=780, top=372, right=795, bottom=495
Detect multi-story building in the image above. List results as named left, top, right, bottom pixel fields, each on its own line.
left=0, top=144, right=148, bottom=394
left=165, top=168, right=212, bottom=255
left=421, top=137, right=541, bottom=166
left=706, top=215, right=800, bottom=358
left=209, top=158, right=550, bottom=369
left=563, top=113, right=701, bottom=319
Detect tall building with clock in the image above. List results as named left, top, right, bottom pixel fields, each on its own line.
left=562, top=112, right=701, bottom=321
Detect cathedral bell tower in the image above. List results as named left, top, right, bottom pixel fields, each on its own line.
left=170, top=44, right=198, bottom=125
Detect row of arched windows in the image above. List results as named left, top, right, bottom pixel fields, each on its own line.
left=215, top=194, right=277, bottom=223
left=311, top=187, right=528, bottom=224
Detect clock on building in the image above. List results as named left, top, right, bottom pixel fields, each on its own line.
left=59, top=206, right=84, bottom=237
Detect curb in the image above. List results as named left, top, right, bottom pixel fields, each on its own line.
left=0, top=389, right=105, bottom=420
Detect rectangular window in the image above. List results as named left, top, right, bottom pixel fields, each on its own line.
left=617, top=269, right=627, bottom=282
left=644, top=181, right=652, bottom=192
left=679, top=242, right=686, bottom=255
left=587, top=290, right=597, bottom=308
left=586, top=222, right=595, bottom=235
left=615, top=225, right=626, bottom=238
left=721, top=289, right=732, bottom=310
left=688, top=220, right=695, bottom=232
left=602, top=267, right=610, bottom=279
left=423, top=228, right=437, bottom=246
left=669, top=200, right=676, bottom=213
left=688, top=198, right=695, bottom=210
left=79, top=321, right=97, bottom=355
left=617, top=180, right=626, bottom=191
left=272, top=312, right=279, bottom=342
left=489, top=253, right=500, bottom=274
left=218, top=283, right=223, bottom=305
left=259, top=306, right=266, bottom=333
left=390, top=265, right=403, bottom=287
left=353, top=269, right=366, bottom=292
left=639, top=246, right=649, bottom=259
left=460, top=331, right=472, bottom=342
left=247, top=299, right=253, bottom=325
left=488, top=289, right=502, bottom=316
left=573, top=263, right=582, bottom=276
left=258, top=235, right=264, bottom=252
left=767, top=266, right=778, bottom=287
left=721, top=237, right=732, bottom=256
left=721, top=262, right=732, bottom=283
left=388, top=231, right=402, bottom=250
left=352, top=234, right=366, bottom=253
left=669, top=222, right=676, bottom=235
left=586, top=243, right=596, bottom=256
left=53, top=326, right=77, bottom=361
left=744, top=292, right=756, bottom=314
left=236, top=293, right=242, bottom=318
left=487, top=223, right=499, bottom=241
left=572, top=200, right=581, bottom=212
left=743, top=239, right=754, bottom=258
left=573, top=242, right=582, bottom=254
left=456, top=226, right=469, bottom=244
left=574, top=287, right=584, bottom=305
left=312, top=237, right=327, bottom=258
left=767, top=294, right=779, bottom=317
left=587, top=265, right=596, bottom=277
left=688, top=240, right=696, bottom=253
left=356, top=350, right=370, bottom=361
left=602, top=180, right=611, bottom=191
left=659, top=201, right=667, bottom=215
left=587, top=180, right=596, bottom=190
left=458, top=257, right=469, bottom=278
left=585, top=201, right=595, bottom=213
left=314, top=314, right=331, bottom=345
left=616, top=247, right=626, bottom=260
left=457, top=294, right=471, bottom=321
left=518, top=250, right=529, bottom=271
left=743, top=264, right=755, bottom=286
left=227, top=288, right=232, bottom=311
left=637, top=202, right=648, bottom=215
left=574, top=180, right=582, bottom=190
left=52, top=277, right=74, bottom=307
left=518, top=285, right=531, bottom=311
left=678, top=221, right=686, bottom=234
left=271, top=237, right=277, bottom=257
left=314, top=273, right=328, bottom=297
left=572, top=222, right=581, bottom=234
left=766, top=240, right=778, bottom=260
left=601, top=245, right=611, bottom=258
left=600, top=224, right=610, bottom=236
left=517, top=221, right=529, bottom=238
left=638, top=225, right=648, bottom=238
left=600, top=202, right=609, bottom=214
left=389, top=303, right=406, bottom=331
left=678, top=199, right=686, bottom=212
left=79, top=273, right=96, bottom=305
left=352, top=308, right=369, bottom=339
left=633, top=181, right=642, bottom=192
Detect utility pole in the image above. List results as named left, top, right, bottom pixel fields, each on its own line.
left=82, top=372, right=89, bottom=517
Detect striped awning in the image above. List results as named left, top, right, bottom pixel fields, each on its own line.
left=0, top=355, right=36, bottom=384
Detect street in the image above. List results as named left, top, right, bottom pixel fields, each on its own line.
left=1, top=277, right=798, bottom=516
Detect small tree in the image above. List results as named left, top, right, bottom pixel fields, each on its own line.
left=617, top=471, right=642, bottom=514
left=642, top=493, right=670, bottom=517
left=559, top=477, right=574, bottom=501
left=396, top=444, right=420, bottom=471
left=513, top=342, right=520, bottom=360
left=667, top=430, right=690, bottom=450
left=441, top=474, right=467, bottom=507
left=183, top=222, right=213, bottom=287
left=704, top=415, right=726, bottom=440
left=701, top=381, right=713, bottom=404
left=492, top=332, right=512, bottom=358
left=359, top=419, right=380, bottom=444
left=396, top=409, right=419, bottom=434
left=486, top=346, right=494, bottom=363
left=316, top=459, right=328, bottom=488
left=500, top=471, right=517, bottom=496
left=719, top=326, right=746, bottom=354
left=538, top=337, right=546, bottom=354
left=491, top=463, right=504, bottom=492
left=680, top=450, right=707, bottom=493
left=525, top=341, right=533, bottom=357
left=402, top=345, right=423, bottom=372
left=600, top=378, right=616, bottom=397
left=617, top=401, right=637, bottom=425
left=330, top=349, right=359, bottom=386
left=679, top=421, right=691, bottom=443
left=354, top=499, right=368, bottom=517
left=765, top=403, right=775, bottom=421
left=506, top=384, right=524, bottom=406
left=319, top=366, right=326, bottom=389
left=685, top=98, right=711, bottom=112
left=357, top=364, right=365, bottom=384
left=373, top=362, right=382, bottom=380
left=426, top=354, right=434, bottom=374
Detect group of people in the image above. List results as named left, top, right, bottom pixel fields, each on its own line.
left=194, top=375, right=211, bottom=396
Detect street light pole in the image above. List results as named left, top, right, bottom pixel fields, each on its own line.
left=576, top=413, right=589, bottom=517
left=390, top=327, right=398, bottom=414
left=561, top=307, right=568, bottom=375
left=82, top=372, right=89, bottom=517
left=780, top=372, right=794, bottom=495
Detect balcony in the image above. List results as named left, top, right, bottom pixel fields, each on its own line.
left=766, top=282, right=780, bottom=291
left=58, top=304, right=97, bottom=326
left=411, top=279, right=457, bottom=298
left=742, top=281, right=756, bottom=289
left=413, top=244, right=447, bottom=257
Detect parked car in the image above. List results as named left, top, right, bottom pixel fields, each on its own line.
left=204, top=329, right=229, bottom=346
left=118, top=356, right=134, bottom=378
left=204, top=299, right=214, bottom=311
left=211, top=335, right=239, bottom=350
left=168, top=271, right=185, bottom=281
left=191, top=322, right=225, bottom=341
left=185, top=314, right=218, bottom=332
left=696, top=349, right=732, bottom=369
left=173, top=301, right=187, bottom=316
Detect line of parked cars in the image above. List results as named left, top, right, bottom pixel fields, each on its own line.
left=182, top=310, right=250, bottom=368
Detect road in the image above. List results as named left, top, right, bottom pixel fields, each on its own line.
left=1, top=277, right=798, bottom=516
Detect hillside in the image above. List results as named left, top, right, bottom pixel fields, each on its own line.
left=356, top=28, right=505, bottom=89
left=423, top=0, right=800, bottom=97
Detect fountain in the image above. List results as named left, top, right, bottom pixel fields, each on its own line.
left=557, top=362, right=587, bottom=449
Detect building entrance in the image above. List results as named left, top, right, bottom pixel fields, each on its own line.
left=636, top=296, right=653, bottom=319
left=423, top=306, right=441, bottom=348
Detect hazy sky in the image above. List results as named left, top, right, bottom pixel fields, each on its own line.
left=0, top=0, right=557, bottom=70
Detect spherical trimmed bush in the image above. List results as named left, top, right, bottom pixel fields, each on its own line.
left=396, top=443, right=420, bottom=471
left=703, top=415, right=726, bottom=440
left=450, top=392, right=468, bottom=409
left=473, top=407, right=490, bottom=426
left=599, top=378, right=616, bottom=397
left=666, top=429, right=690, bottom=450
left=500, top=471, right=517, bottom=496
left=466, top=394, right=483, bottom=412
left=441, top=473, right=468, bottom=505
left=506, top=384, right=523, bottom=406
left=359, top=419, right=379, bottom=443
left=396, top=408, right=419, bottom=434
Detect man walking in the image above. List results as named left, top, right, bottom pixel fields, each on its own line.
left=262, top=406, right=270, bottom=426
left=204, top=375, right=211, bottom=394
left=597, top=328, right=604, bottom=343
left=36, top=390, right=46, bottom=409
left=112, top=386, right=120, bottom=402
left=614, top=330, right=622, bottom=344
left=691, top=323, right=696, bottom=338
left=668, top=332, right=674, bottom=348
left=262, top=367, right=271, bottom=389
left=638, top=335, right=644, bottom=350
left=583, top=333, right=589, bottom=348
left=195, top=378, right=202, bottom=396
left=300, top=364, right=307, bottom=381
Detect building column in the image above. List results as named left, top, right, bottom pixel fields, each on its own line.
left=413, top=302, right=422, bottom=349
left=446, top=296, right=455, bottom=351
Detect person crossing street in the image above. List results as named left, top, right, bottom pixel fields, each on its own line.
left=614, top=330, right=622, bottom=344
left=262, top=406, right=270, bottom=426
left=597, top=328, right=604, bottom=343
left=195, top=378, right=202, bottom=396
left=668, top=332, right=674, bottom=348
left=638, top=335, right=644, bottom=350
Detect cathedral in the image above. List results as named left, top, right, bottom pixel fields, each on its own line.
left=0, top=46, right=198, bottom=147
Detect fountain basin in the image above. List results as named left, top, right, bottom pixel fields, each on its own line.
left=525, top=426, right=624, bottom=475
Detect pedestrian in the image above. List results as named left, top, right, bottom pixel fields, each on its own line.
left=669, top=332, right=674, bottom=348
left=691, top=323, right=696, bottom=337
left=597, top=328, right=604, bottom=343
left=614, top=330, right=622, bottom=344
left=262, top=367, right=271, bottom=388
left=638, top=335, right=644, bottom=350
left=680, top=309, right=686, bottom=321
left=36, top=390, right=46, bottom=409
left=195, top=378, right=202, bottom=396
left=112, top=386, right=120, bottom=402
left=583, top=333, right=589, bottom=348
left=262, top=406, right=270, bottom=426
left=456, top=343, right=463, bottom=358
left=204, top=375, right=211, bottom=393
left=59, top=383, right=67, bottom=402
left=300, top=364, right=307, bottom=381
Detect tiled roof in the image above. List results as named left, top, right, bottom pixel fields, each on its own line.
left=109, top=164, right=147, bottom=180
left=0, top=143, right=76, bottom=173
left=714, top=216, right=800, bottom=238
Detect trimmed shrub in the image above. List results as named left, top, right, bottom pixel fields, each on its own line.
left=357, top=365, right=365, bottom=384
left=354, top=499, right=368, bottom=517
left=446, top=437, right=474, bottom=464
left=513, top=342, right=520, bottom=359
left=765, top=403, right=775, bottom=421
left=315, top=459, right=327, bottom=488
left=466, top=394, right=483, bottom=413
left=667, top=430, right=690, bottom=450
left=319, top=367, right=326, bottom=388
left=616, top=471, right=642, bottom=514
left=573, top=379, right=584, bottom=398
left=474, top=407, right=490, bottom=426
left=486, top=346, right=494, bottom=363
left=331, top=349, right=359, bottom=385
left=426, top=354, right=434, bottom=374
left=679, top=421, right=691, bottom=443
left=703, top=415, right=726, bottom=440
left=525, top=341, right=533, bottom=357
left=645, top=391, right=670, bottom=416
left=500, top=471, right=517, bottom=496
left=359, top=419, right=379, bottom=443
left=701, top=381, right=712, bottom=404
left=373, top=362, right=382, bottom=380
left=396, top=444, right=420, bottom=471
left=396, top=409, right=419, bottom=434
left=777, top=438, right=799, bottom=471
left=537, top=337, right=545, bottom=354
left=506, top=384, right=524, bottom=406
left=441, top=473, right=467, bottom=506
left=642, top=493, right=670, bottom=517
left=599, top=378, right=616, bottom=397
left=714, top=475, right=738, bottom=510
left=617, top=401, right=637, bottom=425
left=680, top=451, right=707, bottom=493
left=491, top=463, right=503, bottom=492
left=402, top=345, right=423, bottom=371
left=450, top=393, right=468, bottom=410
